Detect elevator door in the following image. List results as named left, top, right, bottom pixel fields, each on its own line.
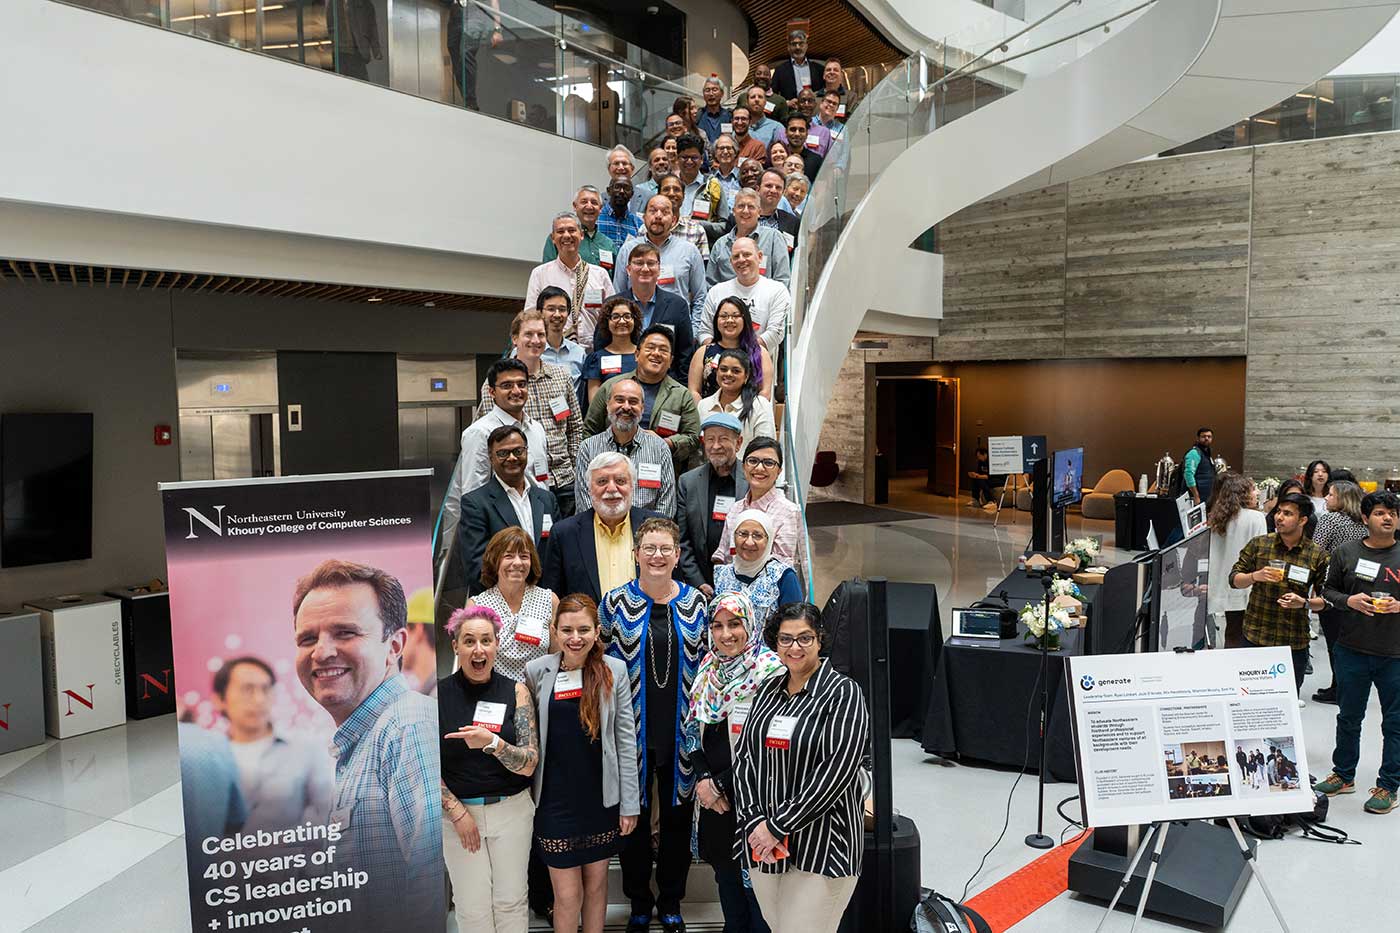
left=178, top=412, right=278, bottom=481
left=277, top=351, right=399, bottom=475
left=398, top=406, right=465, bottom=521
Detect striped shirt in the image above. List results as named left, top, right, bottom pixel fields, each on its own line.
left=329, top=675, right=443, bottom=928
left=477, top=362, right=583, bottom=491
left=574, top=428, right=677, bottom=518
left=731, top=658, right=870, bottom=878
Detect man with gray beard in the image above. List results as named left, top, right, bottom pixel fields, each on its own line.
left=574, top=378, right=678, bottom=517
left=540, top=451, right=663, bottom=603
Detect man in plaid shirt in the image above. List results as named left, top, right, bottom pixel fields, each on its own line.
left=1231, top=492, right=1328, bottom=697
left=292, top=559, right=442, bottom=929
left=479, top=309, right=584, bottom=517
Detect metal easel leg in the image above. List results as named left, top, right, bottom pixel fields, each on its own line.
left=1226, top=817, right=1292, bottom=933
left=994, top=475, right=1018, bottom=528
left=1093, top=822, right=1160, bottom=933
left=1128, top=820, right=1170, bottom=933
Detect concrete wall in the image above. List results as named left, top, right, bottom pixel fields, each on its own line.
left=0, top=284, right=512, bottom=607
left=816, top=132, right=1400, bottom=502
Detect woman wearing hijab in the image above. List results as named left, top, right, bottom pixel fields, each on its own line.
left=686, top=592, right=785, bottom=933
left=714, top=510, right=803, bottom=623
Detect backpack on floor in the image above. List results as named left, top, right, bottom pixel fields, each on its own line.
left=911, top=887, right=992, bottom=933
left=1240, top=776, right=1356, bottom=845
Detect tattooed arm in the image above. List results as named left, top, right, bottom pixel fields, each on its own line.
left=487, top=682, right=540, bottom=776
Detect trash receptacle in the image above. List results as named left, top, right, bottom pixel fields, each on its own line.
left=1114, top=491, right=1135, bottom=550
left=107, top=585, right=175, bottom=720
left=0, top=607, right=45, bottom=754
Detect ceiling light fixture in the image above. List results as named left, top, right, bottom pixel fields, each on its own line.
left=171, top=3, right=282, bottom=22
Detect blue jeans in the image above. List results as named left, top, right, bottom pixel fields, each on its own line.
left=1242, top=636, right=1308, bottom=693
left=1331, top=643, right=1400, bottom=793
left=712, top=860, right=770, bottom=933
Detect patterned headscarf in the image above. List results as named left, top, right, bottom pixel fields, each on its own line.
left=687, top=591, right=785, bottom=725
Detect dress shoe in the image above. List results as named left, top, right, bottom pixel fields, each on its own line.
left=659, top=915, right=687, bottom=933
left=626, top=915, right=651, bottom=933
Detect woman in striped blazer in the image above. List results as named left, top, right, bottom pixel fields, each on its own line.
left=731, top=602, right=870, bottom=933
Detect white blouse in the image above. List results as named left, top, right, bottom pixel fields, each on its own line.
left=1208, top=508, right=1268, bottom=615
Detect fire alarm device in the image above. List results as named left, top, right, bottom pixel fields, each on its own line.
left=154, top=425, right=173, bottom=446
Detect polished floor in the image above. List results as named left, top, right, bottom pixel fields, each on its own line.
left=3, top=496, right=1395, bottom=932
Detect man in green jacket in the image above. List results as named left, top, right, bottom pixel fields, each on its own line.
left=585, top=324, right=701, bottom=472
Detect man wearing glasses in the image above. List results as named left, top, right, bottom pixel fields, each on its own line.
left=458, top=424, right=559, bottom=593
left=675, top=134, right=731, bottom=242
left=712, top=436, right=806, bottom=584
left=600, top=243, right=695, bottom=382
left=575, top=378, right=678, bottom=518
left=612, top=193, right=708, bottom=331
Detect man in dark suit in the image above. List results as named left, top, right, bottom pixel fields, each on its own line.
left=459, top=424, right=558, bottom=594
left=540, top=450, right=659, bottom=603
left=596, top=242, right=695, bottom=382
left=676, top=412, right=749, bottom=595
left=771, top=28, right=823, bottom=108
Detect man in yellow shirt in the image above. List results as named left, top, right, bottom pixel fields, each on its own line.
left=540, top=451, right=663, bottom=603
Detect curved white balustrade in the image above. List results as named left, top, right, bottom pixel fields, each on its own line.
left=789, top=0, right=1400, bottom=500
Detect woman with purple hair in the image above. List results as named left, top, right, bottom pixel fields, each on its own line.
left=688, top=296, right=775, bottom=402
left=439, top=603, right=540, bottom=932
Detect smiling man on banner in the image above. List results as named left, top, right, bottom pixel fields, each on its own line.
left=293, top=558, right=443, bottom=929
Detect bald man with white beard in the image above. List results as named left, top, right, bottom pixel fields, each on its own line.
left=696, top=236, right=791, bottom=357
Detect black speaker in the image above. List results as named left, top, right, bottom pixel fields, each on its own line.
left=838, top=815, right=922, bottom=932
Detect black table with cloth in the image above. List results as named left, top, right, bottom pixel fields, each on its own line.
left=921, top=568, right=1101, bottom=782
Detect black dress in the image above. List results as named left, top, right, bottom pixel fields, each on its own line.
left=535, top=691, right=622, bottom=868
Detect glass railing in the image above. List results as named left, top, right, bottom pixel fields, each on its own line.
left=783, top=0, right=1155, bottom=554
left=58, top=0, right=693, bottom=155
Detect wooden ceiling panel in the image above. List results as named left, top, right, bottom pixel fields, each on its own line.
left=732, top=0, right=902, bottom=85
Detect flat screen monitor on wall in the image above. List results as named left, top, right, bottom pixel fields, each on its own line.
left=1051, top=446, right=1085, bottom=508
left=1, top=413, right=94, bottom=567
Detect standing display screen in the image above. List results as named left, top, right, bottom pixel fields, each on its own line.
left=1051, top=447, right=1085, bottom=508
left=1, top=413, right=94, bottom=567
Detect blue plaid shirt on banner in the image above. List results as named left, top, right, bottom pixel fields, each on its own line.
left=329, top=673, right=443, bottom=927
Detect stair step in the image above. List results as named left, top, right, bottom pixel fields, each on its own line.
left=524, top=901, right=728, bottom=930
left=603, top=858, right=719, bottom=903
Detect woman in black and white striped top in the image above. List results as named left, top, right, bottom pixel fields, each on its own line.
left=731, top=602, right=870, bottom=933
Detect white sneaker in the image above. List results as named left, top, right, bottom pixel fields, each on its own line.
left=1298, top=699, right=1307, bottom=708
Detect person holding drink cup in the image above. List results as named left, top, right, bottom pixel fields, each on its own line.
left=1231, top=493, right=1329, bottom=698
left=1315, top=491, right=1400, bottom=814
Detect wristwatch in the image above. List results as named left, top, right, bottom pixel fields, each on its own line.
left=485, top=735, right=502, bottom=755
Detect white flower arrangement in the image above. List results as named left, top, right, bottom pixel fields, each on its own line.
left=1256, top=477, right=1282, bottom=504
left=1065, top=537, right=1100, bottom=564
left=1050, top=577, right=1082, bottom=599
left=1020, top=602, right=1072, bottom=638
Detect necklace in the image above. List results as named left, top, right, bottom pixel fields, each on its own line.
left=648, top=589, right=677, bottom=689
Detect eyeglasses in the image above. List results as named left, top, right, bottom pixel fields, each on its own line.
left=734, top=529, right=767, bottom=543
left=639, top=545, right=677, bottom=557
left=715, top=145, right=736, bottom=153
left=609, top=313, right=635, bottom=322
left=679, top=153, right=702, bottom=163
left=494, top=380, right=528, bottom=391
left=745, top=456, right=780, bottom=470
left=716, top=312, right=744, bottom=321
left=492, top=448, right=529, bottom=461
left=631, top=259, right=660, bottom=269
left=776, top=633, right=817, bottom=648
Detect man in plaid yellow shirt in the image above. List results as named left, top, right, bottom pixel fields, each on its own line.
left=1231, top=492, right=1328, bottom=697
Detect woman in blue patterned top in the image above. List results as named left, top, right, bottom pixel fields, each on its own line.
left=714, top=509, right=803, bottom=625
left=599, top=516, right=708, bottom=933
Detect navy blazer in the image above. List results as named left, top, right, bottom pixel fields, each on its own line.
left=539, top=506, right=659, bottom=604
left=594, top=288, right=695, bottom=382
left=459, top=478, right=559, bottom=595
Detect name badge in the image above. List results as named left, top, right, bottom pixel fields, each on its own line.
left=535, top=463, right=550, bottom=484
left=1197, top=559, right=1210, bottom=574
left=782, top=232, right=795, bottom=252
left=765, top=714, right=798, bottom=749
left=638, top=461, right=664, bottom=489
left=712, top=494, right=736, bottom=521
left=721, top=122, right=733, bottom=135
left=549, top=395, right=572, bottom=422
left=598, top=249, right=614, bottom=271
left=554, top=668, right=584, bottom=700
left=583, top=287, right=603, bottom=309
left=1287, top=563, right=1311, bottom=585
left=472, top=701, right=507, bottom=732
left=805, top=137, right=820, bottom=151
left=540, top=513, right=553, bottom=538
left=758, top=259, right=767, bottom=276
left=836, top=103, right=847, bottom=118
left=328, top=803, right=355, bottom=831
left=601, top=354, right=624, bottom=375
left=1356, top=558, right=1381, bottom=581
left=514, top=615, right=545, bottom=647
left=764, top=100, right=775, bottom=115
left=658, top=265, right=677, bottom=286
left=692, top=199, right=712, bottom=220
left=802, top=79, right=812, bottom=89
left=730, top=701, right=751, bottom=735
left=655, top=410, right=681, bottom=437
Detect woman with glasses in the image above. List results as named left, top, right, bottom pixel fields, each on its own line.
left=731, top=603, right=870, bottom=933
left=698, top=349, right=775, bottom=449
left=714, top=510, right=802, bottom=624
left=689, top=296, right=774, bottom=403
left=685, top=592, right=784, bottom=933
left=714, top=437, right=807, bottom=587
left=466, top=527, right=558, bottom=682
left=580, top=296, right=641, bottom=404
left=599, top=517, right=709, bottom=933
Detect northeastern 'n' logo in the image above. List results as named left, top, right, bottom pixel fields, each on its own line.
left=183, top=505, right=225, bottom=539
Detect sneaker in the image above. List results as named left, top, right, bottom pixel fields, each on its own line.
left=659, top=915, right=687, bottom=933
left=627, top=915, right=651, bottom=933
left=1305, top=660, right=1314, bottom=674
left=1314, top=773, right=1356, bottom=796
left=1297, top=698, right=1307, bottom=708
left=1312, top=686, right=1338, bottom=704
left=1365, top=787, right=1397, bottom=814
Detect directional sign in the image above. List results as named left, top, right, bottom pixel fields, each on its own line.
left=988, top=435, right=1047, bottom=474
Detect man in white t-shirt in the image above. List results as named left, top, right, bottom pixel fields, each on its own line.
left=695, top=237, right=791, bottom=357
